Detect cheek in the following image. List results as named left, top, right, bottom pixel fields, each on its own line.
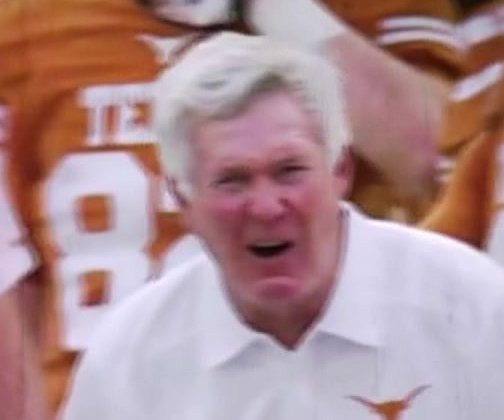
left=291, top=181, right=338, bottom=237
left=290, top=181, right=329, bottom=216
left=196, top=196, right=245, bottom=235
left=197, top=197, right=247, bottom=259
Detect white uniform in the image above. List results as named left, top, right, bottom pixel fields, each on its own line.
left=62, top=206, right=504, bottom=420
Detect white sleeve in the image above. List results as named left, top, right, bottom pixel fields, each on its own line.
left=0, top=127, right=37, bottom=294
left=245, top=0, right=348, bottom=51
left=152, top=0, right=237, bottom=26
left=59, top=351, right=112, bottom=420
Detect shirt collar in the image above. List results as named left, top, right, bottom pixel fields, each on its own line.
left=198, top=203, right=383, bottom=369
left=198, top=260, right=264, bottom=368
left=314, top=203, right=383, bottom=348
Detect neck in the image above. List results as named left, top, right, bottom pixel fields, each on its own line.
left=244, top=282, right=335, bottom=349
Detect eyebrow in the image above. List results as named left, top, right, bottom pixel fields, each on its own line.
left=274, top=155, right=306, bottom=165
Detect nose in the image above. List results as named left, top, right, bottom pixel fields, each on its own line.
left=246, top=179, right=286, bottom=221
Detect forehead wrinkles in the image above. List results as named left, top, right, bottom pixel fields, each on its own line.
left=197, top=124, right=321, bottom=168
left=194, top=95, right=322, bottom=151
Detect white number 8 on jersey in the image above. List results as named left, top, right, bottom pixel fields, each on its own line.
left=46, top=151, right=155, bottom=350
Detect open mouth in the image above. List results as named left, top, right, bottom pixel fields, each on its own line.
left=247, top=241, right=293, bottom=258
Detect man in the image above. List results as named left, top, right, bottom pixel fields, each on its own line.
left=63, top=33, right=504, bottom=420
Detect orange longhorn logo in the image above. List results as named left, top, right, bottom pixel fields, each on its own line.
left=347, top=385, right=430, bottom=420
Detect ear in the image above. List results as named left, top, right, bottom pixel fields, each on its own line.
left=331, top=146, right=354, bottom=199
left=166, top=176, right=195, bottom=230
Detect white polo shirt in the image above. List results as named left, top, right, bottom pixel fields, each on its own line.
left=61, top=206, right=504, bottom=420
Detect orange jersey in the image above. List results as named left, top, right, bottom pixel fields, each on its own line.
left=439, top=1, right=504, bottom=154
left=421, top=1, right=504, bottom=266
left=0, top=0, right=215, bottom=412
left=421, top=129, right=500, bottom=246
left=323, top=0, right=462, bottom=79
left=426, top=1, right=504, bottom=231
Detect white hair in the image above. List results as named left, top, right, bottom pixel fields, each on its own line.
left=153, top=32, right=351, bottom=195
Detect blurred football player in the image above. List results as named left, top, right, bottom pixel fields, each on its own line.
left=421, top=0, right=504, bottom=265
left=0, top=0, right=228, bottom=415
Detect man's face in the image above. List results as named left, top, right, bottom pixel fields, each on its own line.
left=181, top=89, right=350, bottom=313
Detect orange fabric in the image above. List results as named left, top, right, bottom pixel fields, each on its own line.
left=421, top=130, right=499, bottom=247
left=323, top=0, right=462, bottom=80
left=421, top=1, right=504, bottom=261
left=438, top=1, right=504, bottom=153
left=350, top=156, right=433, bottom=223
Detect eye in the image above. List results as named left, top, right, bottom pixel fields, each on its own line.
left=212, top=171, right=250, bottom=192
left=276, top=164, right=309, bottom=183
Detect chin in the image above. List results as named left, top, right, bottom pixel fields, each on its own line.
left=253, top=275, right=305, bottom=301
